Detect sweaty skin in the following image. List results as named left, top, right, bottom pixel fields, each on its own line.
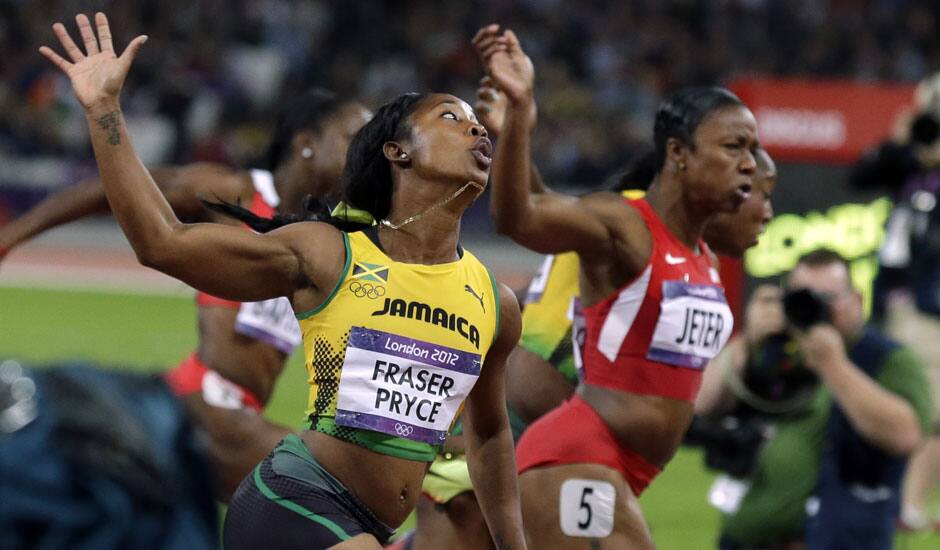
left=40, top=15, right=526, bottom=548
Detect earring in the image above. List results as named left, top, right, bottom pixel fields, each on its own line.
left=302, top=147, right=313, bottom=159
left=678, top=162, right=686, bottom=171
left=400, top=152, right=408, bottom=159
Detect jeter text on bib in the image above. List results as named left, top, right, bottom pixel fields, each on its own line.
left=647, top=280, right=733, bottom=369
left=335, top=326, right=481, bottom=444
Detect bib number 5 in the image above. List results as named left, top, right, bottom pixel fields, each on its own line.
left=560, top=479, right=615, bottom=538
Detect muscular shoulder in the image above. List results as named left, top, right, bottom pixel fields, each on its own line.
left=272, top=220, right=345, bottom=257
left=270, top=221, right=348, bottom=291
left=578, top=191, right=652, bottom=273
left=578, top=191, right=639, bottom=220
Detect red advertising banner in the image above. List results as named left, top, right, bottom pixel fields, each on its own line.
left=731, top=78, right=915, bottom=164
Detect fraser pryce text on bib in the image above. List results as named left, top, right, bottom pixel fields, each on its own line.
left=335, top=326, right=482, bottom=444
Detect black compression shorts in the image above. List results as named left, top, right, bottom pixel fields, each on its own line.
left=223, top=434, right=395, bottom=549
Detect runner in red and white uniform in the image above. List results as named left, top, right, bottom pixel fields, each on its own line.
left=0, top=88, right=370, bottom=499
left=476, top=25, right=760, bottom=548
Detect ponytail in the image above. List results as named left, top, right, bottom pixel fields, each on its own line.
left=200, top=196, right=375, bottom=233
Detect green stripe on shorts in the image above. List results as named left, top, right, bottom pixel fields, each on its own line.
left=252, top=463, right=351, bottom=541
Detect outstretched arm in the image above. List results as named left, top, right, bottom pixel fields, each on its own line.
left=0, top=177, right=112, bottom=260
left=38, top=13, right=340, bottom=303
left=474, top=25, right=622, bottom=256
left=0, top=164, right=235, bottom=261
left=462, top=283, right=526, bottom=550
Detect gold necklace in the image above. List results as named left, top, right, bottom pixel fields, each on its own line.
left=379, top=181, right=485, bottom=230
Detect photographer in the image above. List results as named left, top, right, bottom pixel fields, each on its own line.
left=696, top=249, right=932, bottom=549
left=852, top=71, right=940, bottom=531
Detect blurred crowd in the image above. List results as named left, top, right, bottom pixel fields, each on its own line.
left=1, top=0, right=939, bottom=186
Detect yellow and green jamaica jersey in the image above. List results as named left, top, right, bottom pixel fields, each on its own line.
left=520, top=251, right=582, bottom=384
left=297, top=229, right=500, bottom=462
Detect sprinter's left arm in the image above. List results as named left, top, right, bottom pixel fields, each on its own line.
left=462, top=283, right=526, bottom=550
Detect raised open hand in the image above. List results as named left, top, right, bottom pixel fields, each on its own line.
left=472, top=25, right=534, bottom=106
left=38, top=13, right=147, bottom=111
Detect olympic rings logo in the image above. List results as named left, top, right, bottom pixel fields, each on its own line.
left=348, top=281, right=386, bottom=299
left=394, top=423, right=414, bottom=437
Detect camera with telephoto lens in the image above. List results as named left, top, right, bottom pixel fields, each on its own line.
left=782, top=288, right=832, bottom=330
left=685, top=415, right=770, bottom=478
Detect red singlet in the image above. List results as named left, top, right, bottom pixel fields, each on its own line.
left=581, top=198, right=734, bottom=402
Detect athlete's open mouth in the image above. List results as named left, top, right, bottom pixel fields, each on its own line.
left=734, top=182, right=752, bottom=203
left=470, top=137, right=493, bottom=169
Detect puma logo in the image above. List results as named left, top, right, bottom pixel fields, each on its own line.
left=464, top=285, right=485, bottom=313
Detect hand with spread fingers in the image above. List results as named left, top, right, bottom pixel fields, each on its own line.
left=472, top=24, right=534, bottom=107
left=38, top=12, right=147, bottom=111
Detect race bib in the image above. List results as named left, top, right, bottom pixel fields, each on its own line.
left=335, top=327, right=481, bottom=444
left=559, top=479, right=615, bottom=538
left=235, top=297, right=302, bottom=354
left=524, top=255, right=555, bottom=304
left=647, top=280, right=733, bottom=369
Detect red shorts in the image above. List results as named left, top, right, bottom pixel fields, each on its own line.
left=515, top=394, right=661, bottom=496
left=164, top=352, right=263, bottom=412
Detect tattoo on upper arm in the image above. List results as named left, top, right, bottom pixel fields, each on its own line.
left=494, top=535, right=513, bottom=550
left=95, top=111, right=121, bottom=146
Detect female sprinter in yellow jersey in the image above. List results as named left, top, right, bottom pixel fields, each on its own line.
left=0, top=88, right=369, bottom=500
left=40, top=13, right=525, bottom=550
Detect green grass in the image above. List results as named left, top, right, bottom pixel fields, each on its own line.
left=2, top=286, right=938, bottom=549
